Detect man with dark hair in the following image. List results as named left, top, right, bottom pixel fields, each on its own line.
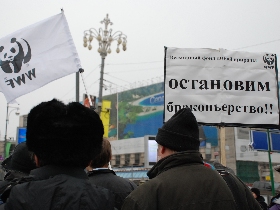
left=87, top=138, right=137, bottom=210
left=122, top=108, right=261, bottom=210
left=1, top=99, right=114, bottom=210
left=251, top=187, right=268, bottom=210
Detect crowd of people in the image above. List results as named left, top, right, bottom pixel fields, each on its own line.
left=0, top=99, right=276, bottom=209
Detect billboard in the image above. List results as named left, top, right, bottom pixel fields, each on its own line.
left=103, top=82, right=218, bottom=147
left=103, top=83, right=164, bottom=140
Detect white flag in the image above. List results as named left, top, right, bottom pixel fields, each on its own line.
left=0, top=12, right=81, bottom=103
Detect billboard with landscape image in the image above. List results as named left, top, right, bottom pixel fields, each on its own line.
left=103, top=82, right=218, bottom=147
left=103, top=82, right=164, bottom=140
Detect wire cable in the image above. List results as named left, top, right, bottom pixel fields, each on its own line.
left=232, top=38, right=280, bottom=51
left=106, top=60, right=162, bottom=65
left=84, top=65, right=100, bottom=82
left=104, top=73, right=131, bottom=83
left=106, top=67, right=163, bottom=74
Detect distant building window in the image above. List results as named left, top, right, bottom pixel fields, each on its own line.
left=135, top=153, right=140, bottom=164
left=125, top=154, right=130, bottom=165
left=116, top=155, right=120, bottom=165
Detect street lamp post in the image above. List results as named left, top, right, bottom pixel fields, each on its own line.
left=83, top=14, right=127, bottom=114
left=4, top=104, right=20, bottom=158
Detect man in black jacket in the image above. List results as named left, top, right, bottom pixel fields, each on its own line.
left=0, top=142, right=36, bottom=203
left=87, top=138, right=137, bottom=210
left=122, top=108, right=261, bottom=210
left=0, top=99, right=114, bottom=210
left=251, top=187, right=268, bottom=210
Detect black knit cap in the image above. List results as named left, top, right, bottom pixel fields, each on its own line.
left=1, top=142, right=36, bottom=174
left=156, top=108, right=199, bottom=151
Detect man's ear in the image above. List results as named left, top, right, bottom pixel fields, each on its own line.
left=158, top=145, right=166, bottom=155
left=34, top=154, right=40, bottom=167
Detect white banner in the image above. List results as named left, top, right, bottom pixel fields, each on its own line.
left=164, top=47, right=279, bottom=126
left=0, top=12, right=81, bottom=103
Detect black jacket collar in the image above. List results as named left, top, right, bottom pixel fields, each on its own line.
left=87, top=169, right=116, bottom=177
left=30, top=165, right=88, bottom=180
left=147, top=151, right=203, bottom=179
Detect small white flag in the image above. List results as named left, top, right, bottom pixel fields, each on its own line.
left=0, top=12, right=81, bottom=103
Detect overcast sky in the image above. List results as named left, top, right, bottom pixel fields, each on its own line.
left=1, top=0, right=280, bottom=140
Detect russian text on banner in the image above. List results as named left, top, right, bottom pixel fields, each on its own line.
left=164, top=47, right=279, bottom=128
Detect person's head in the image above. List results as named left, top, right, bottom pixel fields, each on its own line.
left=1, top=142, right=36, bottom=175
left=26, top=98, right=104, bottom=168
left=156, top=108, right=199, bottom=160
left=251, top=188, right=260, bottom=199
left=89, top=138, right=112, bottom=169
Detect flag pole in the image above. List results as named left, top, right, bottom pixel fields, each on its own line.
left=76, top=72, right=79, bottom=102
left=219, top=126, right=226, bottom=166
left=60, top=8, right=80, bottom=103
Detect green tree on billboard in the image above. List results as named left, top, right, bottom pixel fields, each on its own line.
left=118, top=101, right=143, bottom=139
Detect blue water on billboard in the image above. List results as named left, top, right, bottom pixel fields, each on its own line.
left=123, top=110, right=217, bottom=148
left=139, top=93, right=164, bottom=106
left=124, top=111, right=164, bottom=137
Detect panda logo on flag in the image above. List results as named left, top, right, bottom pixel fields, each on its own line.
left=0, top=38, right=32, bottom=73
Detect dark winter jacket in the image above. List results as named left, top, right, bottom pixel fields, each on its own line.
left=0, top=170, right=35, bottom=205
left=88, top=169, right=137, bottom=210
left=256, top=195, right=268, bottom=210
left=216, top=169, right=262, bottom=210
left=121, top=151, right=261, bottom=210
left=1, top=165, right=115, bottom=210
left=0, top=170, right=29, bottom=195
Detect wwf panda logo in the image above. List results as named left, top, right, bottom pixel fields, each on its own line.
left=263, top=54, right=275, bottom=66
left=0, top=38, right=32, bottom=73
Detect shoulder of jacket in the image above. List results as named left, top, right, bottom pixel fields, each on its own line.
left=0, top=175, right=35, bottom=203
